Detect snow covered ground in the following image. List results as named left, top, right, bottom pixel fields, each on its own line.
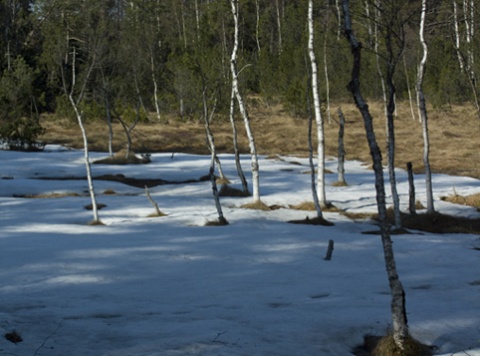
left=0, top=145, right=479, bottom=355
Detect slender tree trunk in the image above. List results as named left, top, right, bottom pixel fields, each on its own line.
left=203, top=90, right=227, bottom=225
left=417, top=0, right=435, bottom=214
left=133, top=71, right=152, bottom=121
left=230, top=0, right=260, bottom=203
left=385, top=28, right=402, bottom=230
left=453, top=1, right=464, bottom=72
left=150, top=49, right=161, bottom=121
left=308, top=0, right=327, bottom=207
left=407, top=162, right=416, bottom=215
left=306, top=68, right=323, bottom=219
left=337, top=108, right=346, bottom=185
left=101, top=73, right=114, bottom=157
left=323, top=30, right=331, bottom=124
left=386, top=76, right=402, bottom=230
left=374, top=1, right=387, bottom=117
left=342, top=0, right=409, bottom=350
left=275, top=0, right=283, bottom=54
left=229, top=87, right=249, bottom=195
left=255, top=0, right=261, bottom=55
left=403, top=54, right=417, bottom=121
left=62, top=47, right=100, bottom=224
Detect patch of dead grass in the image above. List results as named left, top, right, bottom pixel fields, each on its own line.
left=441, top=192, right=480, bottom=208
left=146, top=211, right=168, bottom=218
left=289, top=201, right=341, bottom=213
left=331, top=180, right=348, bottom=187
left=241, top=200, right=272, bottom=211
left=352, top=334, right=433, bottom=356
left=287, top=216, right=334, bottom=226
left=40, top=101, right=480, bottom=179
left=204, top=217, right=229, bottom=226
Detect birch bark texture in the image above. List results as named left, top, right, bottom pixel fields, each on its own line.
left=308, top=0, right=327, bottom=208
left=417, top=0, right=435, bottom=214
left=62, top=47, right=100, bottom=224
left=342, top=0, right=409, bottom=350
left=229, top=0, right=261, bottom=203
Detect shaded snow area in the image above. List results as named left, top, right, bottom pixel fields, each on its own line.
left=0, top=145, right=479, bottom=355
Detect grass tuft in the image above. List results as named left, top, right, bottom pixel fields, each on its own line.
left=241, top=200, right=271, bottom=211
left=147, top=211, right=168, bottom=218
left=87, top=220, right=105, bottom=226
left=372, top=334, right=433, bottom=356
left=353, top=334, right=434, bottom=356
left=205, top=217, right=229, bottom=226
left=288, top=216, right=334, bottom=226
left=441, top=192, right=480, bottom=207
left=331, top=180, right=348, bottom=187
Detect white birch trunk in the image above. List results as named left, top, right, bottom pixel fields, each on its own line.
left=403, top=54, right=417, bottom=121
left=229, top=87, right=249, bottom=195
left=275, top=0, right=282, bottom=53
left=308, top=0, right=327, bottom=207
left=417, top=0, right=435, bottom=214
left=230, top=0, right=260, bottom=203
left=323, top=33, right=331, bottom=124
left=63, top=47, right=100, bottom=224
left=150, top=50, right=161, bottom=121
left=453, top=1, right=464, bottom=72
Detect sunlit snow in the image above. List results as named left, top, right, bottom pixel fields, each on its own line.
left=0, top=145, right=479, bottom=355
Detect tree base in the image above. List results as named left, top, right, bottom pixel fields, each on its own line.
left=352, top=334, right=434, bottom=356
left=288, top=216, right=334, bottom=226
left=205, top=217, right=229, bottom=226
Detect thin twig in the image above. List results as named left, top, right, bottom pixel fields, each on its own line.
left=33, top=322, right=62, bottom=356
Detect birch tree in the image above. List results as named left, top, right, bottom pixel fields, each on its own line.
left=229, top=0, right=261, bottom=204
left=417, top=0, right=435, bottom=214
left=342, top=0, right=411, bottom=351
left=308, top=0, right=328, bottom=208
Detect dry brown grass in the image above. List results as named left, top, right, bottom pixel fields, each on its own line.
left=241, top=200, right=272, bottom=211
left=441, top=192, right=480, bottom=208
left=39, top=101, right=480, bottom=178
left=204, top=217, right=229, bottom=226
left=352, top=334, right=434, bottom=356
left=372, top=334, right=433, bottom=356
left=146, top=211, right=168, bottom=218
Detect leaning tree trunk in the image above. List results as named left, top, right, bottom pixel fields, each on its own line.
left=342, top=0, right=409, bottom=350
left=62, top=46, right=100, bottom=224
left=230, top=0, right=260, bottom=203
left=69, top=95, right=100, bottom=224
left=203, top=91, right=228, bottom=225
left=308, top=0, right=327, bottom=208
left=417, top=0, right=435, bottom=214
left=385, top=30, right=403, bottom=231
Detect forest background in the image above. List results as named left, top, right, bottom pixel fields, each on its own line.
left=1, top=0, right=480, bottom=178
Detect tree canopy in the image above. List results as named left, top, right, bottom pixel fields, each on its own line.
left=0, top=0, right=478, bottom=142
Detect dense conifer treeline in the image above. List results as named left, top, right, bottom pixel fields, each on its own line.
left=0, top=0, right=478, bottom=147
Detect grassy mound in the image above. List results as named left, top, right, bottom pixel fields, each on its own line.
left=288, top=216, right=334, bottom=226
left=94, top=149, right=151, bottom=165
left=353, top=334, right=433, bottom=356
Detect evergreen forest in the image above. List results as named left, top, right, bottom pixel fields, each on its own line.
left=0, top=0, right=478, bottom=148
